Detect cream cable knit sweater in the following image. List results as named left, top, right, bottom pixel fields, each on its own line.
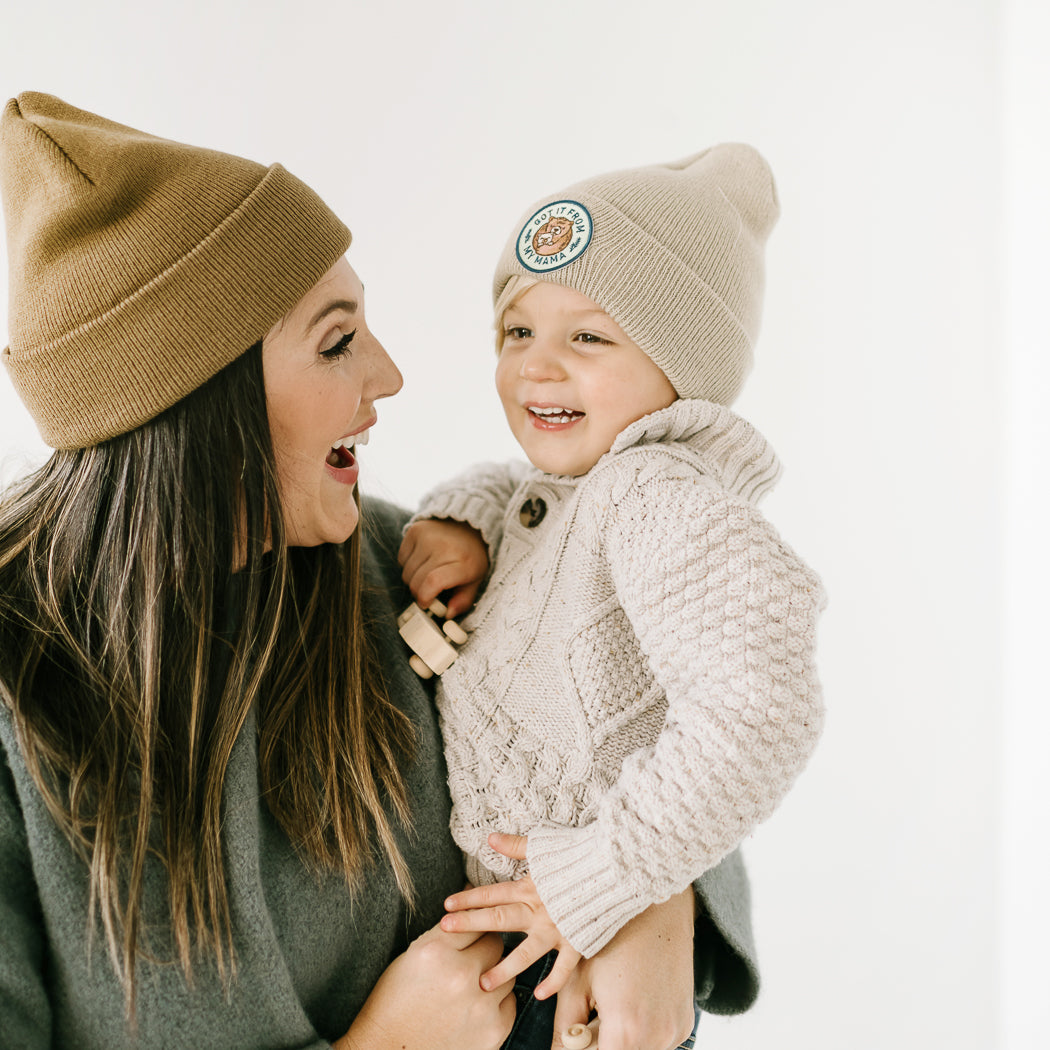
left=416, top=399, right=825, bottom=958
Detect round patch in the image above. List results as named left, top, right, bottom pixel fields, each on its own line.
left=515, top=199, right=593, bottom=273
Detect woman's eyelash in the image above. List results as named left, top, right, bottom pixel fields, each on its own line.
left=321, top=329, right=357, bottom=359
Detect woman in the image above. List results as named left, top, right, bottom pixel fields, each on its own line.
left=0, top=93, right=758, bottom=1049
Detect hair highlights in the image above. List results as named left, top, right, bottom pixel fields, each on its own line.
left=0, top=343, right=414, bottom=1015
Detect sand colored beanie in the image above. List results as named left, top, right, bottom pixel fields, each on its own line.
left=492, top=144, right=779, bottom=405
left=0, top=92, right=351, bottom=449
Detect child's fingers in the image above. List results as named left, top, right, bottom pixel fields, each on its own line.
left=487, top=832, right=528, bottom=860
left=396, top=529, right=418, bottom=569
left=445, top=878, right=537, bottom=912
left=444, top=885, right=492, bottom=912
left=477, top=931, right=562, bottom=992
left=401, top=561, right=450, bottom=607
left=444, top=580, right=480, bottom=618
left=477, top=940, right=537, bottom=991
left=398, top=545, right=430, bottom=595
left=533, top=946, right=583, bottom=1000
left=413, top=561, right=480, bottom=609
left=409, top=567, right=443, bottom=608
left=415, top=918, right=495, bottom=954
left=440, top=901, right=533, bottom=934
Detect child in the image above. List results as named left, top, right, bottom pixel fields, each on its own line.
left=398, top=145, right=825, bottom=1035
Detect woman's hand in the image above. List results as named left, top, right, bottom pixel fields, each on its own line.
left=398, top=519, right=489, bottom=618
left=333, top=922, right=516, bottom=1050
left=550, top=889, right=697, bottom=1050
left=442, top=833, right=583, bottom=998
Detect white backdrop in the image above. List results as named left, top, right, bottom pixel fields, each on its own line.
left=1, top=2, right=1047, bottom=1048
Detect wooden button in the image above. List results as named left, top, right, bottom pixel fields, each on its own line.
left=519, top=497, right=547, bottom=528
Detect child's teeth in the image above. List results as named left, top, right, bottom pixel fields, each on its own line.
left=356, top=429, right=370, bottom=446
left=530, top=406, right=579, bottom=422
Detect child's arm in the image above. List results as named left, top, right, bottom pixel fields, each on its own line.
left=441, top=833, right=582, bottom=999
left=523, top=473, right=826, bottom=960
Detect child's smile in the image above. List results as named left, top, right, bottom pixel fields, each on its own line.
left=526, top=403, right=586, bottom=428
left=495, top=282, right=677, bottom=477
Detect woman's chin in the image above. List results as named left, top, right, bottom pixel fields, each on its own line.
left=282, top=497, right=360, bottom=548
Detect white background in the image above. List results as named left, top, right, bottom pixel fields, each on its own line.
left=1, top=2, right=1047, bottom=1048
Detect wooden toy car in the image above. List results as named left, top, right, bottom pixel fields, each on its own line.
left=397, top=599, right=469, bottom=679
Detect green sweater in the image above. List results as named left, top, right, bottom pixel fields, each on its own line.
left=0, top=499, right=758, bottom=1048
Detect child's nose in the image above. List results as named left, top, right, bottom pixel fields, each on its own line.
left=520, top=339, right=566, bottom=382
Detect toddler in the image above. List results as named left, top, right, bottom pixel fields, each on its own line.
left=398, top=145, right=825, bottom=1036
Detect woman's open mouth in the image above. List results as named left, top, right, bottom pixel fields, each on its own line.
left=325, top=436, right=361, bottom=485
left=326, top=442, right=356, bottom=469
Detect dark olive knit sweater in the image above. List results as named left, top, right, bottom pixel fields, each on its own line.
left=0, top=499, right=757, bottom=1048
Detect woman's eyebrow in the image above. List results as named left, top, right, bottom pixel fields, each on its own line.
left=307, top=298, right=358, bottom=330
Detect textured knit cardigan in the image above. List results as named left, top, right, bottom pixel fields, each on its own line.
left=0, top=499, right=759, bottom=1049
left=417, top=399, right=826, bottom=959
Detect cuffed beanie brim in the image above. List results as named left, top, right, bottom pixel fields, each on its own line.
left=1, top=92, right=351, bottom=448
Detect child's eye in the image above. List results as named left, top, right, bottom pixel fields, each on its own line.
left=321, top=329, right=356, bottom=360
left=576, top=332, right=611, bottom=345
left=504, top=325, right=532, bottom=340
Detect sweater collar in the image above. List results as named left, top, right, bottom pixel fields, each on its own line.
left=604, top=398, right=782, bottom=504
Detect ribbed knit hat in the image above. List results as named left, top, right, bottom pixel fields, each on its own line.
left=493, top=144, right=778, bottom=405
left=0, top=92, right=351, bottom=449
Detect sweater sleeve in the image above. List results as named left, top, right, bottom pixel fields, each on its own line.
left=526, top=467, right=825, bottom=957
left=408, top=460, right=532, bottom=554
left=0, top=735, right=51, bottom=1049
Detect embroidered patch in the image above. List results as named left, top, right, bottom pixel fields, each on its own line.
left=515, top=199, right=593, bottom=273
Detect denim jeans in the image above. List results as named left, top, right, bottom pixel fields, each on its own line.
left=500, top=951, right=701, bottom=1050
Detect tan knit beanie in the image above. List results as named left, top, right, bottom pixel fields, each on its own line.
left=0, top=92, right=351, bottom=448
left=493, top=144, right=779, bottom=405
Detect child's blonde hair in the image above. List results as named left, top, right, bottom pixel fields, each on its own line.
left=493, top=274, right=540, bottom=352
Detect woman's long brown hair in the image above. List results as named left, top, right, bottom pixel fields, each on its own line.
left=0, top=342, right=415, bottom=1014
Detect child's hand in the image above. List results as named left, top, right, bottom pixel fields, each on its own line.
left=441, top=833, right=583, bottom=999
left=398, top=519, right=489, bottom=618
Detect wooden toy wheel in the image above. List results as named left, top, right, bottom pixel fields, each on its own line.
left=428, top=599, right=448, bottom=618
left=562, top=1023, right=594, bottom=1050
left=408, top=655, right=434, bottom=679
left=442, top=620, right=468, bottom=645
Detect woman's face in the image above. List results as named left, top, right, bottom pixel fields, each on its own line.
left=262, top=258, right=402, bottom=546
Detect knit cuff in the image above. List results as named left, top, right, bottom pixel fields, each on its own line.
left=527, top=821, right=653, bottom=958
left=410, top=462, right=532, bottom=554
left=408, top=487, right=509, bottom=555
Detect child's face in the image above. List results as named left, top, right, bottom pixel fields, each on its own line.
left=495, top=282, right=677, bottom=476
